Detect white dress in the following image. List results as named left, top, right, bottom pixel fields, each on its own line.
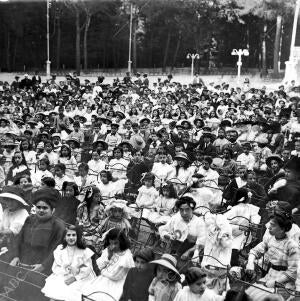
left=42, top=245, right=95, bottom=301
left=174, top=287, right=219, bottom=301
left=82, top=248, right=135, bottom=301
left=224, top=203, right=261, bottom=250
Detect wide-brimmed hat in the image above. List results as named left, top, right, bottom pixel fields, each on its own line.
left=151, top=254, right=180, bottom=276
left=0, top=117, right=10, bottom=124
left=115, top=111, right=126, bottom=120
left=181, top=119, right=192, bottom=129
left=105, top=199, right=128, bottom=212
left=92, top=139, right=108, bottom=150
left=193, top=118, right=205, bottom=128
left=118, top=141, right=133, bottom=150
left=27, top=118, right=38, bottom=125
left=111, top=122, right=120, bottom=128
left=1, top=139, right=18, bottom=147
left=0, top=186, right=28, bottom=207
left=174, top=152, right=190, bottom=162
left=66, top=137, right=81, bottom=148
left=38, top=131, right=49, bottom=138
left=139, top=117, right=151, bottom=124
left=130, top=135, right=146, bottom=151
left=266, top=155, right=283, bottom=168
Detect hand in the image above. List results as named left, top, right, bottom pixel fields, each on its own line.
left=32, top=264, right=44, bottom=272
left=10, top=257, right=20, bottom=267
left=265, top=280, right=276, bottom=288
left=181, top=250, right=191, bottom=261
left=65, top=276, right=76, bottom=285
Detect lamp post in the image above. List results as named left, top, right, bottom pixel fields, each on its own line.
left=128, top=2, right=133, bottom=74
left=46, top=0, right=51, bottom=77
left=231, top=49, right=249, bottom=82
left=186, top=53, right=199, bottom=81
left=284, top=0, right=300, bottom=82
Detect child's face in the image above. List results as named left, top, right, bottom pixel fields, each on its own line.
left=92, top=152, right=100, bottom=161
left=162, top=188, right=170, bottom=197
left=55, top=167, right=63, bottom=177
left=65, top=185, right=75, bottom=197
left=156, top=265, right=169, bottom=280
left=61, top=148, right=69, bottom=157
left=14, top=153, right=22, bottom=165
left=159, top=154, right=167, bottom=164
left=108, top=238, right=120, bottom=253
left=144, top=179, right=153, bottom=187
left=101, top=174, right=108, bottom=184
left=135, top=257, right=147, bottom=270
left=65, top=229, right=77, bottom=246
left=111, top=207, right=123, bottom=220
left=39, top=161, right=47, bottom=171
left=133, top=152, right=142, bottom=162
left=19, top=177, right=30, bottom=188
left=114, top=149, right=122, bottom=159
left=45, top=143, right=52, bottom=153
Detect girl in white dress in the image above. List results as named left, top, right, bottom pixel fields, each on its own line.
left=136, top=173, right=159, bottom=219
left=42, top=225, right=96, bottom=301
left=82, top=228, right=135, bottom=301
left=224, top=187, right=261, bottom=266
left=147, top=183, right=177, bottom=224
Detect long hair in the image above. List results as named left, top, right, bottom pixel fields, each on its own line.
left=60, top=145, right=72, bottom=159
left=160, top=183, right=177, bottom=198
left=62, top=225, right=86, bottom=249
left=103, top=228, right=130, bottom=251
left=12, top=151, right=28, bottom=167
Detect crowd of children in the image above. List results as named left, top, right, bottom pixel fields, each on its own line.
left=0, top=72, right=300, bottom=300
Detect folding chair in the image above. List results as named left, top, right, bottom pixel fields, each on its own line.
left=82, top=292, right=117, bottom=301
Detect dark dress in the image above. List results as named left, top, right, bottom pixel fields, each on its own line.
left=54, top=196, right=80, bottom=225
left=120, top=266, right=155, bottom=301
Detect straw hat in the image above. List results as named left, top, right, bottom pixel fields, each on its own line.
left=0, top=186, right=28, bottom=207
left=174, top=152, right=190, bottom=162
left=130, top=135, right=146, bottom=151
left=66, top=137, right=81, bottom=148
left=266, top=154, right=283, bottom=168
left=92, top=139, right=108, bottom=150
left=105, top=199, right=129, bottom=217
left=150, top=254, right=180, bottom=276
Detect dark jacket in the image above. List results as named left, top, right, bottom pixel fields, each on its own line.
left=13, top=215, right=65, bottom=274
left=54, top=196, right=80, bottom=225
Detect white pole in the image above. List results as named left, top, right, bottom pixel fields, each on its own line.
left=290, top=0, right=300, bottom=60
left=191, top=57, right=194, bottom=81
left=128, top=2, right=133, bottom=74
left=46, top=0, right=51, bottom=77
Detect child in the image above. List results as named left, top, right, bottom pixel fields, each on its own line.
left=148, top=253, right=182, bottom=301
left=74, top=163, right=97, bottom=201
left=54, top=182, right=80, bottom=225
left=66, top=137, right=82, bottom=164
left=152, top=151, right=175, bottom=188
left=82, top=228, right=135, bottom=301
left=120, top=248, right=155, bottom=301
left=174, top=267, right=217, bottom=301
left=58, top=144, right=78, bottom=179
left=77, top=186, right=105, bottom=253
left=87, top=150, right=107, bottom=181
left=39, top=139, right=59, bottom=167
left=54, top=163, right=72, bottom=191
left=147, top=183, right=177, bottom=225
left=136, top=173, right=159, bottom=219
left=41, top=225, right=96, bottom=301
left=224, top=187, right=261, bottom=266
left=6, top=151, right=30, bottom=185
left=31, top=157, right=53, bottom=189
left=109, top=147, right=129, bottom=180
left=97, top=170, right=123, bottom=204
left=100, top=199, right=131, bottom=235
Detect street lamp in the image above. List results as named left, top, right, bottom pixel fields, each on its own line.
left=186, top=53, right=200, bottom=81
left=231, top=49, right=249, bottom=82
left=284, top=0, right=300, bottom=82
left=128, top=2, right=133, bottom=74
left=46, top=0, right=51, bottom=77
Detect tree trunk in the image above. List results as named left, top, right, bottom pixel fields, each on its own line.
left=261, top=22, right=267, bottom=76
left=273, top=15, right=282, bottom=76
left=132, top=18, right=137, bottom=73
left=75, top=7, right=81, bottom=75
left=162, top=29, right=171, bottom=72
left=12, top=36, right=18, bottom=71
left=56, top=14, right=61, bottom=70
left=171, top=33, right=181, bottom=70
left=6, top=30, right=11, bottom=72
left=83, top=13, right=91, bottom=71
